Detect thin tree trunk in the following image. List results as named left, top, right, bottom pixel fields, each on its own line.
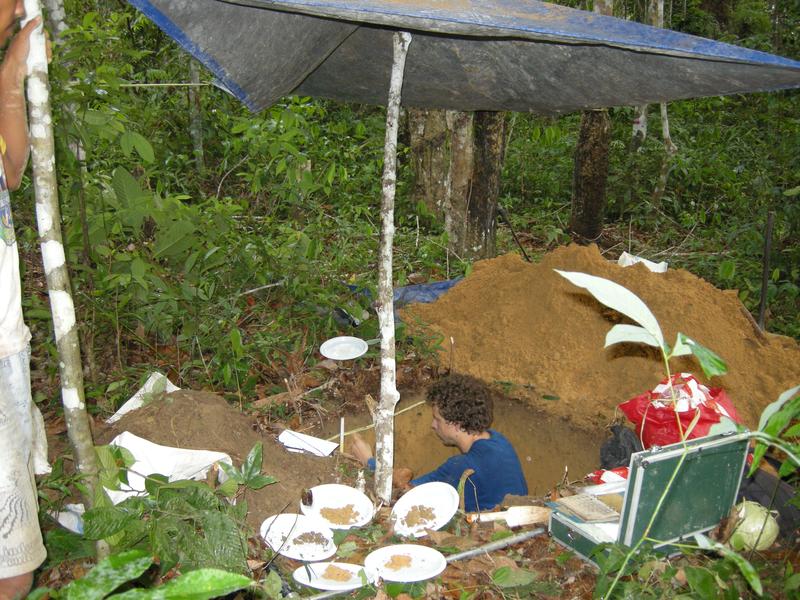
left=188, top=60, right=205, bottom=175
left=24, top=0, right=102, bottom=522
left=374, top=31, right=411, bottom=504
left=620, top=104, right=648, bottom=218
left=651, top=0, right=678, bottom=208
left=569, top=0, right=613, bottom=241
left=41, top=0, right=99, bottom=384
left=42, top=0, right=67, bottom=37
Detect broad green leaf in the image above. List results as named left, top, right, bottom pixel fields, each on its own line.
left=262, top=570, right=283, bottom=599
left=109, top=569, right=251, bottom=599
left=670, top=333, right=694, bottom=357
left=150, top=515, right=192, bottom=574
left=216, top=477, right=239, bottom=497
left=130, top=132, right=155, bottom=163
left=676, top=334, right=728, bottom=378
left=554, top=270, right=664, bottom=347
left=96, top=445, right=135, bottom=490
left=716, top=545, right=763, bottom=596
left=784, top=423, right=800, bottom=437
left=751, top=389, right=800, bottom=475
left=718, top=260, right=736, bottom=280
left=785, top=572, right=800, bottom=592
left=153, top=220, right=197, bottom=259
left=783, top=185, right=800, bottom=197
left=130, top=257, right=148, bottom=289
left=64, top=550, right=152, bottom=600
left=757, top=385, right=800, bottom=431
left=200, top=512, right=248, bottom=573
left=120, top=131, right=135, bottom=157
left=694, top=534, right=763, bottom=596
left=218, top=461, right=243, bottom=485
left=230, top=328, right=245, bottom=359
left=83, top=506, right=139, bottom=540
left=684, top=566, right=717, bottom=598
left=43, top=528, right=96, bottom=568
left=248, top=474, right=277, bottom=489
left=241, top=443, right=263, bottom=480
left=605, top=323, right=662, bottom=348
left=112, top=168, right=149, bottom=208
left=491, top=566, right=538, bottom=588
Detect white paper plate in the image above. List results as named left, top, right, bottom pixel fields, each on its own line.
left=299, top=484, right=375, bottom=529
left=260, top=513, right=336, bottom=561
left=319, top=336, right=368, bottom=360
left=364, top=544, right=447, bottom=583
left=391, top=481, right=459, bottom=537
left=292, top=561, right=375, bottom=591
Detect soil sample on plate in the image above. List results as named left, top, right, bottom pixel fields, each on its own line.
left=403, top=505, right=436, bottom=527
left=293, top=531, right=327, bottom=545
left=385, top=554, right=412, bottom=571
left=322, top=564, right=353, bottom=581
left=320, top=504, right=359, bottom=525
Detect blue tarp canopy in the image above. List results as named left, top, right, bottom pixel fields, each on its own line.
left=129, top=0, right=800, bottom=114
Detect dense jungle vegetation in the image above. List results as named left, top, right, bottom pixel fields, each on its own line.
left=15, top=0, right=799, bottom=597
left=19, top=0, right=796, bottom=409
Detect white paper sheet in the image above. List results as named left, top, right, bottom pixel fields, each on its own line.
left=106, top=372, right=179, bottom=424
left=278, top=429, right=338, bottom=457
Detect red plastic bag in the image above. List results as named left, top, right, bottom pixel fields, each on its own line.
left=587, top=467, right=629, bottom=484
left=618, top=373, right=741, bottom=449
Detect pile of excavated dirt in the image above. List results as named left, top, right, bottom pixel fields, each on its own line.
left=406, top=244, right=800, bottom=431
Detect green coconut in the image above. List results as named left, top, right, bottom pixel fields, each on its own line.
left=728, top=500, right=779, bottom=551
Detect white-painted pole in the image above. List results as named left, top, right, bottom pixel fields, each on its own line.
left=23, top=0, right=102, bottom=518
left=374, top=31, right=411, bottom=504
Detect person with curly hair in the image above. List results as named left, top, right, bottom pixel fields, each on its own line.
left=352, top=374, right=528, bottom=512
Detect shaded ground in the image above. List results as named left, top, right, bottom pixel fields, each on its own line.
left=406, top=244, right=800, bottom=430
left=38, top=244, right=800, bottom=597
left=96, top=390, right=343, bottom=531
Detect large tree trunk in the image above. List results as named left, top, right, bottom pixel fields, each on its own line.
left=569, top=0, right=613, bottom=242
left=374, top=31, right=411, bottom=504
left=408, top=110, right=506, bottom=260
left=570, top=109, right=611, bottom=242
left=459, top=111, right=505, bottom=259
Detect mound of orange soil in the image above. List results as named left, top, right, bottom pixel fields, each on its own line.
left=407, top=244, right=799, bottom=430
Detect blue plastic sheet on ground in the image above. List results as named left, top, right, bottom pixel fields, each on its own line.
left=346, top=278, right=461, bottom=307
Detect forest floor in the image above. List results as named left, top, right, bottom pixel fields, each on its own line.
left=33, top=243, right=800, bottom=597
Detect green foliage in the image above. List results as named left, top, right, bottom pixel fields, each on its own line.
left=749, top=384, right=800, bottom=477
left=30, top=549, right=252, bottom=600
left=217, top=442, right=278, bottom=496
left=84, top=443, right=276, bottom=575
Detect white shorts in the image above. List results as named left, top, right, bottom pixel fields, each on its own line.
left=0, top=347, right=46, bottom=578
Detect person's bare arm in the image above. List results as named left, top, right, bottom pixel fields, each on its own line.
left=0, top=17, right=40, bottom=190
left=349, top=433, right=374, bottom=467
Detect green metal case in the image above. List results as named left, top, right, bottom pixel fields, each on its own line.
left=549, top=432, right=749, bottom=565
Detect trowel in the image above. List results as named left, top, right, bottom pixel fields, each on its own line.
left=466, top=506, right=551, bottom=527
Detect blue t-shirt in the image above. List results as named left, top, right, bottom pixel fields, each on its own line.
left=410, top=430, right=528, bottom=512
